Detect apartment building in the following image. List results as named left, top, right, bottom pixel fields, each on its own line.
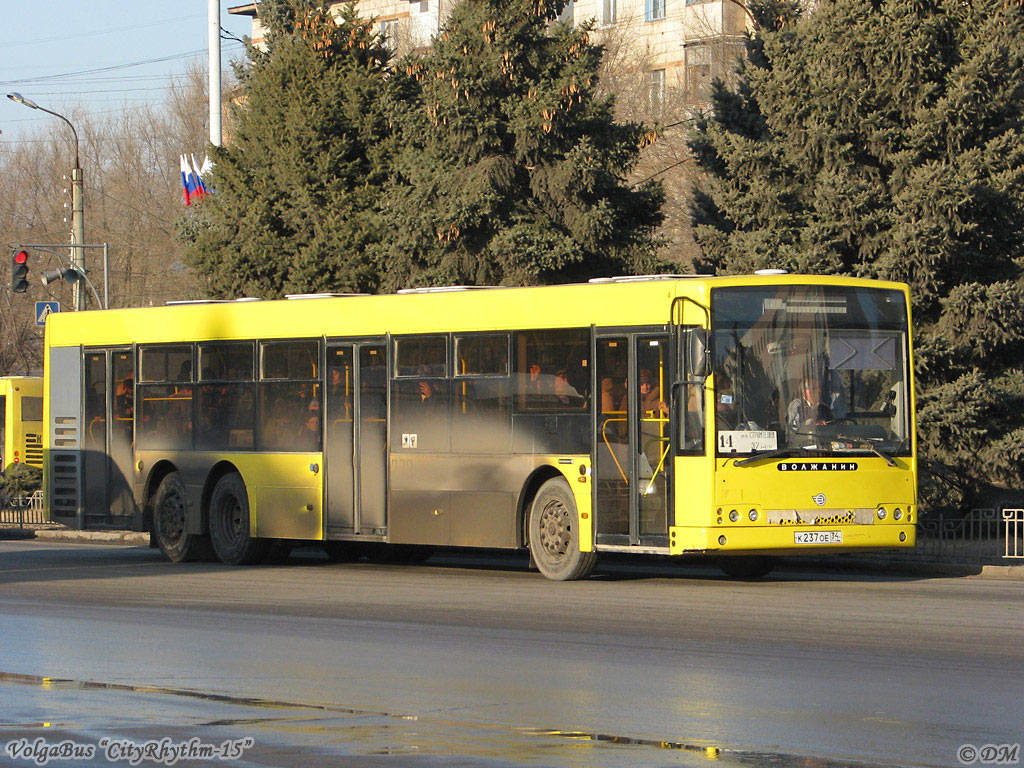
left=228, top=0, right=747, bottom=109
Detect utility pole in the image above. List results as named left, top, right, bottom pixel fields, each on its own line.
left=209, top=0, right=222, bottom=147
left=71, top=165, right=85, bottom=311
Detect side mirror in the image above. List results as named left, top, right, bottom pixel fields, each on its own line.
left=686, top=328, right=709, bottom=380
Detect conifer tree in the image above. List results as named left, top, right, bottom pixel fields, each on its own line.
left=375, top=0, right=667, bottom=288
left=689, top=0, right=1024, bottom=510
left=182, top=1, right=391, bottom=297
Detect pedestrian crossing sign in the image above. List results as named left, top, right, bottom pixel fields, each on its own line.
left=35, top=301, right=59, bottom=327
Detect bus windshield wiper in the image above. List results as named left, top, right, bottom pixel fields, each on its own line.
left=792, top=430, right=898, bottom=467
left=734, top=445, right=815, bottom=467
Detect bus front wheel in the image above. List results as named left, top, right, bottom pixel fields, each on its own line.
left=153, top=471, right=213, bottom=562
left=528, top=478, right=597, bottom=581
left=209, top=473, right=268, bottom=566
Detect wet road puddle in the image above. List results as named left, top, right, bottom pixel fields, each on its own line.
left=0, top=671, right=918, bottom=767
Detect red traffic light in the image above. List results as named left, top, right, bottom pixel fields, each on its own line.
left=11, top=249, right=30, bottom=293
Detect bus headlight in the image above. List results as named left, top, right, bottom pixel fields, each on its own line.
left=729, top=510, right=739, bottom=523
left=877, top=508, right=887, bottom=520
left=893, top=508, right=903, bottom=520
left=748, top=509, right=758, bottom=522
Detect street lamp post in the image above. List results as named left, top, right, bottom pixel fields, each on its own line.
left=6, top=92, right=86, bottom=311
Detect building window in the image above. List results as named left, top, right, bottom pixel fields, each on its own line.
left=601, top=0, right=616, bottom=24
left=685, top=44, right=712, bottom=100
left=647, top=69, right=666, bottom=112
left=645, top=0, right=666, bottom=21
left=381, top=19, right=398, bottom=51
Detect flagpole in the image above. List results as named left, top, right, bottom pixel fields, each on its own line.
left=209, top=0, right=222, bottom=147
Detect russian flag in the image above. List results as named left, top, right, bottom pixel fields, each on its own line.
left=180, top=155, right=193, bottom=206
left=190, top=154, right=206, bottom=201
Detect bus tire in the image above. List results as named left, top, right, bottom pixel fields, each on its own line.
left=208, top=473, right=268, bottom=566
left=528, top=477, right=596, bottom=581
left=719, top=556, right=776, bottom=579
left=153, top=471, right=214, bottom=563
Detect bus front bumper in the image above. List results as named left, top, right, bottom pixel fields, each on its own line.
left=669, top=523, right=916, bottom=556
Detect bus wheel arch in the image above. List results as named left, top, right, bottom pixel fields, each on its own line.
left=150, top=466, right=214, bottom=562
left=527, top=476, right=597, bottom=581
left=144, top=460, right=179, bottom=526
left=201, top=460, right=244, bottom=535
left=517, top=466, right=564, bottom=549
left=208, top=470, right=268, bottom=566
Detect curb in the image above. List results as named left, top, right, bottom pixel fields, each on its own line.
left=32, top=529, right=150, bottom=546
left=977, top=564, right=1024, bottom=580
left=784, top=556, right=1024, bottom=580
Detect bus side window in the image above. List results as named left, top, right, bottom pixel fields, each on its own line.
left=259, top=340, right=320, bottom=452
left=679, top=328, right=706, bottom=453
left=137, top=344, right=195, bottom=451
left=197, top=342, right=256, bottom=451
left=453, top=334, right=512, bottom=453
left=392, top=336, right=450, bottom=453
left=513, top=330, right=589, bottom=412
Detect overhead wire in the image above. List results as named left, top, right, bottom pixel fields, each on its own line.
left=0, top=14, right=205, bottom=49
left=0, top=44, right=243, bottom=87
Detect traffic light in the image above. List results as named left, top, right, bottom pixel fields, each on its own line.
left=11, top=250, right=29, bottom=293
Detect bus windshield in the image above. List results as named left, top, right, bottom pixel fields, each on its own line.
left=711, top=285, right=911, bottom=459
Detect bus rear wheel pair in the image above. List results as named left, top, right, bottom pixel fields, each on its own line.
left=153, top=471, right=267, bottom=565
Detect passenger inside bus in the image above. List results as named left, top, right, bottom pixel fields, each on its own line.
left=294, top=412, right=321, bottom=452
left=637, top=368, right=668, bottom=416
left=787, top=377, right=833, bottom=441
left=553, top=369, right=585, bottom=408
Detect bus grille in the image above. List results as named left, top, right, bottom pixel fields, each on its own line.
left=53, top=416, right=80, bottom=448
left=50, top=451, right=80, bottom=517
left=24, top=433, right=43, bottom=468
left=766, top=509, right=875, bottom=525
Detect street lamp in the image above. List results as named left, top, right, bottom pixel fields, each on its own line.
left=40, top=265, right=103, bottom=308
left=7, top=92, right=86, bottom=311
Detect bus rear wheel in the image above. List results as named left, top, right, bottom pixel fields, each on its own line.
left=719, top=556, right=776, bottom=579
left=209, top=473, right=268, bottom=566
left=153, top=471, right=213, bottom=562
left=528, top=477, right=596, bottom=581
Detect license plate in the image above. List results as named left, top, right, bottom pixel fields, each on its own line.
left=794, top=530, right=843, bottom=544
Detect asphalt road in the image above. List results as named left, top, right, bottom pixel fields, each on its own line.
left=0, top=540, right=1021, bottom=768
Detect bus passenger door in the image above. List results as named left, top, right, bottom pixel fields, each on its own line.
left=324, top=341, right=387, bottom=537
left=594, top=333, right=672, bottom=549
left=82, top=348, right=136, bottom=528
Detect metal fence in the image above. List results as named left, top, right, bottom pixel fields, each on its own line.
left=915, top=508, right=1024, bottom=563
left=1004, top=509, right=1024, bottom=560
left=0, top=490, right=47, bottom=528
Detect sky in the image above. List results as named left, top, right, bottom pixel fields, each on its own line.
left=0, top=1, right=255, bottom=145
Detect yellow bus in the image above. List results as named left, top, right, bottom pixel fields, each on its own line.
left=1, top=376, right=44, bottom=473
left=42, top=274, right=916, bottom=579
